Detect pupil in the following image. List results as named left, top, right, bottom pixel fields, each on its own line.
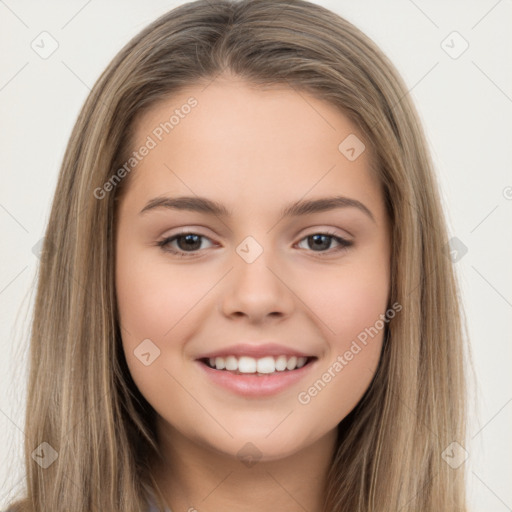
left=310, top=234, right=330, bottom=251
left=179, top=234, right=201, bottom=251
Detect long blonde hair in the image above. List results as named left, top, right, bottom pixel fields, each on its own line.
left=7, top=0, right=469, bottom=510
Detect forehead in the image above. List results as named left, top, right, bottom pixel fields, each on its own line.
left=135, top=78, right=364, bottom=157
left=124, top=79, right=384, bottom=221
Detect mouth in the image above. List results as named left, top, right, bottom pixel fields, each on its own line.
left=198, top=354, right=317, bottom=376
left=194, top=344, right=319, bottom=397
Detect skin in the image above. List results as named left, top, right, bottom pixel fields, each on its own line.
left=115, top=74, right=391, bottom=512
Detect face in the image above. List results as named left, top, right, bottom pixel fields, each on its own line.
left=115, top=76, right=391, bottom=462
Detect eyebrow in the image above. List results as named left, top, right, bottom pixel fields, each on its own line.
left=139, top=195, right=375, bottom=223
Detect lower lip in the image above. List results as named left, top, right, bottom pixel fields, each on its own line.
left=195, top=358, right=317, bottom=398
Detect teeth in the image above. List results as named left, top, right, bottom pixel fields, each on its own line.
left=256, top=356, right=275, bottom=374
left=286, top=356, right=297, bottom=370
left=275, top=355, right=288, bottom=371
left=238, top=356, right=257, bottom=373
left=205, top=355, right=309, bottom=373
left=225, top=356, right=237, bottom=371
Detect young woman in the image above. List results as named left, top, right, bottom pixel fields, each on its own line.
left=6, top=0, right=469, bottom=510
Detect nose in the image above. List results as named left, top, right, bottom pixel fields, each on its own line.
left=220, top=247, right=295, bottom=324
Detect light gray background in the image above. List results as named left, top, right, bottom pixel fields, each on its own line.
left=1, top=1, right=510, bottom=510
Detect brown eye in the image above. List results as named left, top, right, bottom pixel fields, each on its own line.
left=296, top=233, right=352, bottom=254
left=157, top=233, right=214, bottom=256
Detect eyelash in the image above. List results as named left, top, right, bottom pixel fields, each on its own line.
left=156, top=231, right=353, bottom=258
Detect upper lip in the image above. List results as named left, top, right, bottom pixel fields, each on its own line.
left=196, top=343, right=315, bottom=360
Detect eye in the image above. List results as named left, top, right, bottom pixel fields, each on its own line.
left=296, top=232, right=353, bottom=255
left=157, top=232, right=215, bottom=257
left=157, top=230, right=353, bottom=258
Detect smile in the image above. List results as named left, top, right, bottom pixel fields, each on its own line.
left=201, top=355, right=314, bottom=375
left=196, top=355, right=318, bottom=397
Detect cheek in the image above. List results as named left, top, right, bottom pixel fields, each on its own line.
left=115, top=249, right=202, bottom=416
left=115, top=244, right=222, bottom=402
left=336, top=270, right=389, bottom=343
left=116, top=246, right=206, bottom=341
left=293, top=256, right=389, bottom=414
left=296, top=254, right=390, bottom=345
